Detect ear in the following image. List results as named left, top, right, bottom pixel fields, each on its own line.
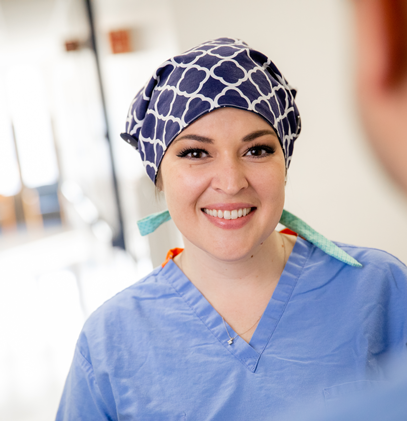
left=357, top=0, right=407, bottom=89
left=155, top=168, right=164, bottom=193
left=353, top=0, right=407, bottom=194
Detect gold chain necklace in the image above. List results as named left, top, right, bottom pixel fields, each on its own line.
left=222, top=233, right=287, bottom=346
left=222, top=315, right=262, bottom=345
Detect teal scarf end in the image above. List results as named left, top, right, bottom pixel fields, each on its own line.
left=136, top=209, right=362, bottom=268
left=279, top=210, right=362, bottom=268
left=137, top=210, right=172, bottom=236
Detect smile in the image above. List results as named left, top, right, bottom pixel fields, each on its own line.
left=203, top=207, right=253, bottom=220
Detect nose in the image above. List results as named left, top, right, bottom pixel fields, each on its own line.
left=211, top=156, right=249, bottom=195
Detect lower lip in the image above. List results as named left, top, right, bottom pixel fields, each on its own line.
left=201, top=208, right=256, bottom=230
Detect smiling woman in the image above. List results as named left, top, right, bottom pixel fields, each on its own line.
left=56, top=38, right=407, bottom=421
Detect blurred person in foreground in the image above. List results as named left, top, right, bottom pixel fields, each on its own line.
left=354, top=0, right=407, bottom=194
left=311, top=1, right=407, bottom=420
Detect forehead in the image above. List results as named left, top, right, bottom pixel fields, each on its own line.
left=173, top=108, right=277, bottom=140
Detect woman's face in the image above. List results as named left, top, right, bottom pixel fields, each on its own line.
left=159, top=107, right=286, bottom=262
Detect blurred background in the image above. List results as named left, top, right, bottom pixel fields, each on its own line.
left=0, top=0, right=406, bottom=419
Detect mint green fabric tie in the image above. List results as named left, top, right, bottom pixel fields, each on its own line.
left=137, top=209, right=362, bottom=268
left=137, top=210, right=172, bottom=236
left=279, top=209, right=362, bottom=267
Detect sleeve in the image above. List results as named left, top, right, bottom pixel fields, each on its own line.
left=56, top=347, right=115, bottom=421
left=387, top=255, right=407, bottom=353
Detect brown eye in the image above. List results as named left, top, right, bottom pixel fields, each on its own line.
left=190, top=150, right=206, bottom=158
left=247, top=148, right=263, bottom=156
left=245, top=145, right=275, bottom=157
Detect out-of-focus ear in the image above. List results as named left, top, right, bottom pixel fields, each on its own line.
left=155, top=169, right=163, bottom=192
left=379, top=0, right=407, bottom=87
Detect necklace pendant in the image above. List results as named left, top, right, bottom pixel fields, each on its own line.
left=228, top=338, right=234, bottom=345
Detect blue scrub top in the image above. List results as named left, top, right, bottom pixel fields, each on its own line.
left=56, top=238, right=407, bottom=420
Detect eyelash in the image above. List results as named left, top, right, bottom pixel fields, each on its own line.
left=176, top=144, right=276, bottom=159
left=176, top=148, right=209, bottom=159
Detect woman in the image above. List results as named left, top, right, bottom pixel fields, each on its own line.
left=57, top=38, right=407, bottom=420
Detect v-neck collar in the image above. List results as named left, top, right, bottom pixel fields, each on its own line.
left=160, top=237, right=311, bottom=373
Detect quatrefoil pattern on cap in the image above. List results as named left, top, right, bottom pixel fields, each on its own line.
left=123, top=37, right=302, bottom=183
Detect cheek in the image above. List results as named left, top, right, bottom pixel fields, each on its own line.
left=162, top=164, right=209, bottom=212
left=251, top=164, right=286, bottom=199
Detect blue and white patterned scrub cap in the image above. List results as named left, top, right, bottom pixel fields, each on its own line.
left=121, top=37, right=302, bottom=184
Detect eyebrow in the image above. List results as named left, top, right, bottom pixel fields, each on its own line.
left=174, top=134, right=213, bottom=144
left=242, top=130, right=278, bottom=142
left=174, top=129, right=277, bottom=144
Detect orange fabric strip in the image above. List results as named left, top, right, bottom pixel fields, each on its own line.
left=279, top=228, right=298, bottom=237
left=162, top=248, right=184, bottom=268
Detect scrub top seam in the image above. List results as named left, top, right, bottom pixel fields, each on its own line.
left=75, top=347, right=116, bottom=421
left=159, top=265, right=260, bottom=372
left=77, top=344, right=92, bottom=366
left=256, top=238, right=313, bottom=358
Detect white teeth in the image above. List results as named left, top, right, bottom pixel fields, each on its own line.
left=203, top=207, right=252, bottom=220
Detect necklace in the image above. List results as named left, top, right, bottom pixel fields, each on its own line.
left=222, top=315, right=262, bottom=345
left=179, top=235, right=287, bottom=346
left=222, top=234, right=287, bottom=346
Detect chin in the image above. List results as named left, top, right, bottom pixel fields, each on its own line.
left=208, top=247, right=257, bottom=263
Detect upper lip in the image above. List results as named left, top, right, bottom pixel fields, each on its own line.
left=201, top=203, right=255, bottom=211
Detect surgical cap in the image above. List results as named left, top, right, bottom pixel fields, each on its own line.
left=121, top=37, right=302, bottom=184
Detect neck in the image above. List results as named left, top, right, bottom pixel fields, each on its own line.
left=174, top=231, right=296, bottom=341
left=178, top=231, right=285, bottom=290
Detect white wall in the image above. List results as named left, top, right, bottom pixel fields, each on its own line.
left=168, top=0, right=407, bottom=263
